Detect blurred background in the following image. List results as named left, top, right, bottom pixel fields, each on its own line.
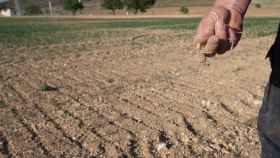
left=1, top=0, right=280, bottom=17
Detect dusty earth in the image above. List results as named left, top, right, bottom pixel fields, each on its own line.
left=0, top=28, right=275, bottom=158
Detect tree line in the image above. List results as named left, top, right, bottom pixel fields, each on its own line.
left=64, top=0, right=157, bottom=15
left=13, top=0, right=192, bottom=15
left=13, top=0, right=166, bottom=16
left=102, top=0, right=156, bottom=15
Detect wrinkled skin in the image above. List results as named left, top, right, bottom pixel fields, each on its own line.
left=193, top=0, right=251, bottom=56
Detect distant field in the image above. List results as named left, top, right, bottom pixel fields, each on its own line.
left=0, top=17, right=279, bottom=49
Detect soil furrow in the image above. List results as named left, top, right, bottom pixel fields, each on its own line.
left=10, top=108, right=56, bottom=158
left=0, top=130, right=13, bottom=158
left=2, top=83, right=82, bottom=158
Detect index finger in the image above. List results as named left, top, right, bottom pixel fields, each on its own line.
left=193, top=17, right=216, bottom=49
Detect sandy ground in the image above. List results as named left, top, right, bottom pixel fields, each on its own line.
left=0, top=28, right=275, bottom=157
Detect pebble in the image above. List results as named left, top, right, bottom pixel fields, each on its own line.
left=157, top=143, right=167, bottom=151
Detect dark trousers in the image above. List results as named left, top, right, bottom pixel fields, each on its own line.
left=258, top=83, right=280, bottom=158
left=267, top=24, right=280, bottom=88
left=258, top=24, right=280, bottom=158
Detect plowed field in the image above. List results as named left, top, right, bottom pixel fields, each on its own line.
left=0, top=17, right=279, bottom=158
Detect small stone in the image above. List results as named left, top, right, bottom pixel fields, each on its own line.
left=157, top=143, right=167, bottom=151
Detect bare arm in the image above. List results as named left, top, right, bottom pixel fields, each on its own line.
left=214, top=0, right=251, bottom=15
left=215, top=0, right=251, bottom=29
left=193, top=0, right=252, bottom=55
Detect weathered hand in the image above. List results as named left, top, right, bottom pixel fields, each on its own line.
left=193, top=6, right=243, bottom=56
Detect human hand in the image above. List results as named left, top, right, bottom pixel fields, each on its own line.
left=193, top=6, right=243, bottom=56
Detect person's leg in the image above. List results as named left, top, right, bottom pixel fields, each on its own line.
left=258, top=83, right=280, bottom=158
left=258, top=23, right=280, bottom=158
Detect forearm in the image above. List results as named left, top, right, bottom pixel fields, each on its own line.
left=214, top=0, right=252, bottom=16
left=213, top=0, right=251, bottom=29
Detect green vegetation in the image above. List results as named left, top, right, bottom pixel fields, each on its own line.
left=64, top=0, right=84, bottom=15
left=102, top=0, right=124, bottom=14
left=180, top=6, right=189, bottom=14
left=62, top=111, right=72, bottom=118
left=25, top=4, right=43, bottom=15
left=40, top=84, right=58, bottom=92
left=254, top=3, right=262, bottom=8
left=0, top=17, right=279, bottom=49
left=0, top=100, right=7, bottom=108
left=101, top=0, right=157, bottom=14
left=243, top=17, right=280, bottom=38
left=124, top=0, right=156, bottom=14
